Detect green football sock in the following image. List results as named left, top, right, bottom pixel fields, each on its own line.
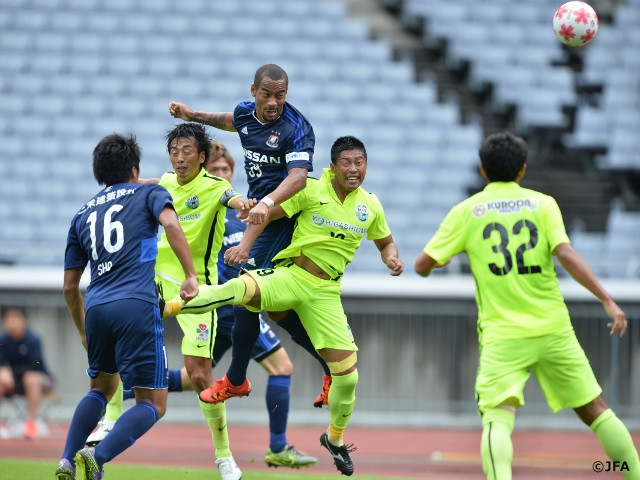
left=481, top=408, right=514, bottom=480
left=104, top=380, right=124, bottom=422
left=328, top=370, right=358, bottom=431
left=200, top=397, right=232, bottom=459
left=177, top=279, right=246, bottom=315
left=591, top=408, right=640, bottom=480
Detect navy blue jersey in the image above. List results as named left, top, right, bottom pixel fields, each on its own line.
left=64, top=183, right=173, bottom=309
left=232, top=101, right=314, bottom=200
left=218, top=208, right=245, bottom=284
left=0, top=330, right=49, bottom=376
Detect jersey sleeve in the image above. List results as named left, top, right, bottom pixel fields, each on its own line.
left=542, top=196, right=570, bottom=252
left=423, top=203, right=467, bottom=263
left=64, top=220, right=88, bottom=271
left=365, top=194, right=392, bottom=241
left=145, top=184, right=175, bottom=220
left=280, top=178, right=310, bottom=218
left=283, top=105, right=314, bottom=173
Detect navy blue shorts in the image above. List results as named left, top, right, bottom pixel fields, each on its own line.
left=213, top=307, right=281, bottom=364
left=85, top=299, right=168, bottom=390
left=242, top=216, right=295, bottom=270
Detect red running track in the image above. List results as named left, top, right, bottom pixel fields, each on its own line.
left=1, top=422, right=637, bottom=479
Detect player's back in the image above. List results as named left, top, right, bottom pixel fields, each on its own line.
left=456, top=182, right=572, bottom=343
left=68, top=183, right=169, bottom=309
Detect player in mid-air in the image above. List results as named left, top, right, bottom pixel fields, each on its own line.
left=86, top=141, right=318, bottom=469
left=56, top=133, right=198, bottom=480
left=414, top=130, right=640, bottom=480
left=168, top=63, right=333, bottom=408
left=163, top=136, right=405, bottom=476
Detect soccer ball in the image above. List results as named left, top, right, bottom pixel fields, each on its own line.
left=553, top=1, right=599, bottom=46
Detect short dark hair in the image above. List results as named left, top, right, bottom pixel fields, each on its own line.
left=165, top=123, right=211, bottom=166
left=330, top=136, right=367, bottom=163
left=93, top=133, right=141, bottom=186
left=254, top=64, right=288, bottom=88
left=478, top=131, right=528, bottom=182
left=1, top=306, right=26, bottom=321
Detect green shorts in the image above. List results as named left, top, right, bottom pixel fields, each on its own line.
left=247, top=262, right=358, bottom=352
left=475, top=329, right=601, bottom=414
left=156, top=276, right=216, bottom=359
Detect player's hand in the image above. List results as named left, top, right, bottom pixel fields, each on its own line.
left=179, top=275, right=199, bottom=305
left=386, top=257, right=404, bottom=276
left=224, top=245, right=250, bottom=266
left=603, top=298, right=627, bottom=337
left=247, top=201, right=269, bottom=225
left=237, top=198, right=258, bottom=221
left=168, top=101, right=193, bottom=121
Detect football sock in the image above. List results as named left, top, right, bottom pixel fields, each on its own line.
left=266, top=375, right=290, bottom=453
left=122, top=388, right=135, bottom=400
left=226, top=307, right=260, bottom=387
left=327, top=424, right=345, bottom=446
left=61, top=390, right=107, bottom=465
left=168, top=368, right=183, bottom=392
left=277, top=311, right=331, bottom=375
left=176, top=279, right=247, bottom=316
left=481, top=408, right=514, bottom=480
left=94, top=402, right=159, bottom=466
left=590, top=408, right=640, bottom=479
left=328, top=370, right=358, bottom=432
left=200, top=397, right=232, bottom=458
left=104, top=381, right=124, bottom=422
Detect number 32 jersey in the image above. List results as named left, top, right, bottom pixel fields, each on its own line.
left=64, top=183, right=173, bottom=310
left=423, top=181, right=572, bottom=345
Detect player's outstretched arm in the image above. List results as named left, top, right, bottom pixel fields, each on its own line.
left=168, top=101, right=236, bottom=132
left=247, top=168, right=308, bottom=225
left=224, top=207, right=287, bottom=266
left=374, top=235, right=404, bottom=276
left=414, top=252, right=451, bottom=277
left=554, top=243, right=627, bottom=337
left=63, top=267, right=88, bottom=351
left=159, top=207, right=199, bottom=303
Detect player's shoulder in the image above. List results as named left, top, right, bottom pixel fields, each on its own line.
left=282, top=102, right=313, bottom=127
left=235, top=101, right=255, bottom=115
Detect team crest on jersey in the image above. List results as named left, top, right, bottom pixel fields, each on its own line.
left=355, top=204, right=369, bottom=222
left=472, top=204, right=487, bottom=217
left=266, top=132, right=280, bottom=148
left=185, top=195, right=199, bottom=209
left=195, top=323, right=210, bottom=343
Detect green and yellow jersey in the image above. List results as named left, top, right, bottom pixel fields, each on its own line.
left=424, top=182, right=572, bottom=345
left=156, top=168, right=241, bottom=285
left=275, top=168, right=391, bottom=281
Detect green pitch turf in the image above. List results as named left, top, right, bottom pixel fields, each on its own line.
left=0, top=458, right=436, bottom=480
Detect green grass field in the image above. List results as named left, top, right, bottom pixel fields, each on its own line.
left=0, top=458, right=422, bottom=480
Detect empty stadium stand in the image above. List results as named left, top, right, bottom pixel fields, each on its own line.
left=0, top=0, right=638, bottom=277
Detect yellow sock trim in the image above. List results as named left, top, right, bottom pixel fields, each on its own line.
left=327, top=352, right=357, bottom=374
left=163, top=297, right=182, bottom=318
left=327, top=425, right=344, bottom=446
left=240, top=274, right=257, bottom=304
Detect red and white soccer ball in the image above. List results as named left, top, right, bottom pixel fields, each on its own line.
left=553, top=1, right=599, bottom=46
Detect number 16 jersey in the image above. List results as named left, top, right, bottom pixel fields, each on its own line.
left=423, top=181, right=572, bottom=345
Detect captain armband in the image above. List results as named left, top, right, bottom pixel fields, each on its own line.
left=220, top=189, right=241, bottom=207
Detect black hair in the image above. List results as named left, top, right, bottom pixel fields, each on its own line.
left=478, top=130, right=528, bottom=182
left=254, top=64, right=288, bottom=88
left=165, top=123, right=211, bottom=166
left=1, top=306, right=26, bottom=320
left=92, top=133, right=141, bottom=186
left=330, top=136, right=367, bottom=163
